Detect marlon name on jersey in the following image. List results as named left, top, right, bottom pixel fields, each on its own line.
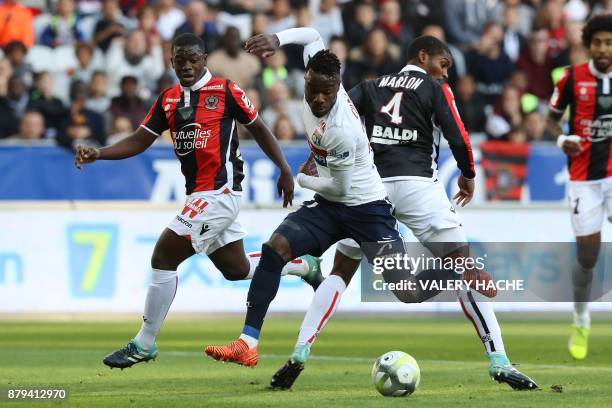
left=172, top=123, right=212, bottom=156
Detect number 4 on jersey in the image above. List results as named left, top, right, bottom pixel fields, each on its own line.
left=381, top=92, right=403, bottom=125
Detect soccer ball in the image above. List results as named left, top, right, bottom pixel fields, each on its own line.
left=371, top=351, right=420, bottom=397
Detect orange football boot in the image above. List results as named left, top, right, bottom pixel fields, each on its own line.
left=204, top=339, right=258, bottom=367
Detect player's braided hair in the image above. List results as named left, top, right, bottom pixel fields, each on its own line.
left=582, top=13, right=612, bottom=47
left=306, top=49, right=341, bottom=78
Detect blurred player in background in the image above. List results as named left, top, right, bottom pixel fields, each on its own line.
left=547, top=13, right=612, bottom=361
left=74, top=33, right=322, bottom=369
left=258, top=34, right=537, bottom=391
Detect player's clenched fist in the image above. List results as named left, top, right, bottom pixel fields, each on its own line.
left=245, top=34, right=280, bottom=58
left=74, top=145, right=100, bottom=169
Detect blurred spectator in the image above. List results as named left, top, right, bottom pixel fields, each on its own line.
left=486, top=84, right=523, bottom=140
left=273, top=114, right=296, bottom=142
left=500, top=4, right=526, bottom=62
left=207, top=26, right=261, bottom=88
left=535, top=0, right=566, bottom=57
left=9, top=111, right=45, bottom=141
left=343, top=1, right=376, bottom=49
left=516, top=28, right=554, bottom=101
left=329, top=36, right=354, bottom=90
left=493, top=0, right=535, bottom=37
left=0, top=0, right=35, bottom=48
left=261, top=81, right=304, bottom=136
left=119, top=0, right=147, bottom=17
left=260, top=49, right=287, bottom=89
left=58, top=80, right=106, bottom=148
left=3, top=41, right=33, bottom=86
left=442, top=0, right=495, bottom=48
left=0, top=75, right=29, bottom=138
left=403, top=0, right=445, bottom=35
left=378, top=0, right=414, bottom=52
left=251, top=12, right=268, bottom=36
left=93, top=0, right=133, bottom=53
left=137, top=5, right=161, bottom=54
left=71, top=42, right=98, bottom=83
left=266, top=0, right=295, bottom=34
left=106, top=29, right=164, bottom=96
left=85, top=70, right=111, bottom=114
left=174, top=0, right=220, bottom=55
left=455, top=75, right=487, bottom=134
left=310, top=0, right=343, bottom=45
left=156, top=0, right=185, bottom=41
left=564, top=0, right=589, bottom=22
left=28, top=71, right=65, bottom=138
left=507, top=126, right=528, bottom=144
left=0, top=58, right=13, bottom=96
left=523, top=111, right=553, bottom=142
left=466, top=22, right=513, bottom=105
left=347, top=29, right=402, bottom=89
left=109, top=75, right=147, bottom=130
left=553, top=19, right=588, bottom=68
left=40, top=0, right=85, bottom=48
left=591, top=0, right=612, bottom=15
left=107, top=115, right=133, bottom=144
left=421, top=24, right=466, bottom=84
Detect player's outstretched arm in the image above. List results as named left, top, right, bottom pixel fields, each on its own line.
left=246, top=27, right=324, bottom=66
left=74, top=127, right=157, bottom=169
left=246, top=116, right=294, bottom=207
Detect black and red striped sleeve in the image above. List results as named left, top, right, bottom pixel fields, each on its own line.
left=433, top=82, right=475, bottom=179
left=548, top=67, right=572, bottom=114
left=141, top=90, right=169, bottom=137
left=227, top=81, right=258, bottom=125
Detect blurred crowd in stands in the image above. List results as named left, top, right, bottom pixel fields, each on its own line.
left=0, top=0, right=609, bottom=148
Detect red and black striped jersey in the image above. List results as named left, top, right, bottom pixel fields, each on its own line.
left=549, top=61, right=612, bottom=181
left=141, top=70, right=258, bottom=194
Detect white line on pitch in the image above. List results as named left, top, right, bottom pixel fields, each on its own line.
left=165, top=351, right=612, bottom=372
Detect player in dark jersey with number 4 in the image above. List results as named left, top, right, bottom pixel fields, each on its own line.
left=547, top=13, right=612, bottom=361
left=74, top=34, right=323, bottom=369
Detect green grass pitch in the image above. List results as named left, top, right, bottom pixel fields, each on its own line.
left=1, top=315, right=612, bottom=407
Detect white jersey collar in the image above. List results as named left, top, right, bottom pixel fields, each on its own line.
left=183, top=69, right=212, bottom=92
left=399, top=64, right=427, bottom=74
left=588, top=60, right=612, bottom=79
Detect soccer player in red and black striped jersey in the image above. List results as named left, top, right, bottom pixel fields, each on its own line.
left=74, top=33, right=323, bottom=369
left=547, top=13, right=612, bottom=361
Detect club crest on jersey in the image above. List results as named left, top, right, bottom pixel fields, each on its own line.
left=311, top=129, right=324, bottom=146
left=181, top=198, right=209, bottom=219
left=205, top=95, right=218, bottom=110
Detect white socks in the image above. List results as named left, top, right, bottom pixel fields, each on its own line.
left=246, top=251, right=309, bottom=279
left=296, top=275, right=347, bottom=346
left=572, top=264, right=593, bottom=328
left=457, top=290, right=506, bottom=355
left=134, top=269, right=178, bottom=350
left=239, top=333, right=259, bottom=348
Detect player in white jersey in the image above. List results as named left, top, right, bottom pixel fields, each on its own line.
left=203, top=27, right=416, bottom=367
left=256, top=34, right=536, bottom=391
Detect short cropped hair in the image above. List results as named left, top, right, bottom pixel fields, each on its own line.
left=172, top=33, right=206, bottom=53
left=407, top=35, right=452, bottom=61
